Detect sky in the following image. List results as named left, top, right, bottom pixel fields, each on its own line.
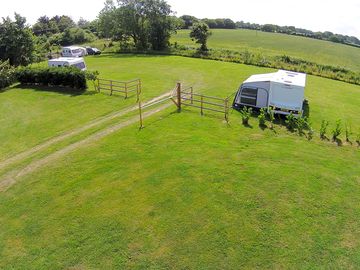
left=1, top=0, right=360, bottom=38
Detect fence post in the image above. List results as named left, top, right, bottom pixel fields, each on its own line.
left=138, top=100, right=143, bottom=129
left=201, top=95, right=204, bottom=115
left=125, top=82, right=128, bottom=99
left=176, top=82, right=182, bottom=112
left=191, top=87, right=193, bottom=104
left=136, top=84, right=140, bottom=103
left=225, top=98, right=229, bottom=123
left=110, top=80, right=113, bottom=96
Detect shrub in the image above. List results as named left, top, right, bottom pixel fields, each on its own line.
left=0, top=60, right=16, bottom=89
left=85, top=70, right=100, bottom=90
left=267, top=107, right=275, bottom=129
left=240, top=106, right=252, bottom=125
left=258, top=108, right=266, bottom=127
left=320, top=120, right=329, bottom=139
left=332, top=120, right=342, bottom=141
left=345, top=123, right=352, bottom=142
left=285, top=113, right=297, bottom=131
left=297, top=116, right=308, bottom=136
left=356, top=131, right=360, bottom=146
left=307, top=126, right=314, bottom=141
left=58, top=28, right=96, bottom=46
left=16, top=66, right=88, bottom=91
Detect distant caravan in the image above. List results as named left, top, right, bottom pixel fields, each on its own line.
left=61, top=46, right=87, bottom=58
left=233, top=70, right=306, bottom=116
left=48, top=57, right=87, bottom=71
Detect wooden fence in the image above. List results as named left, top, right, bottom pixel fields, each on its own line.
left=97, top=78, right=142, bottom=101
left=172, top=83, right=230, bottom=122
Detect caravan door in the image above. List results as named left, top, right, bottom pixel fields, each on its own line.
left=256, top=88, right=268, bottom=107
left=234, top=86, right=269, bottom=109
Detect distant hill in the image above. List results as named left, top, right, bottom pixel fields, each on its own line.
left=172, top=29, right=360, bottom=72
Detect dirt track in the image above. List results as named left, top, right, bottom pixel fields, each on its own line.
left=0, top=92, right=173, bottom=192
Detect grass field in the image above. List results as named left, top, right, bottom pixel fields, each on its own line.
left=172, top=29, right=360, bottom=72
left=1, top=55, right=360, bottom=268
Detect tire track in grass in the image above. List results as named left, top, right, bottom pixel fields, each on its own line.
left=0, top=101, right=173, bottom=192
left=0, top=91, right=173, bottom=172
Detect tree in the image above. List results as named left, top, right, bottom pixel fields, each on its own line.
left=98, top=0, right=117, bottom=38
left=0, top=14, right=35, bottom=66
left=179, top=15, right=198, bottom=29
left=98, top=0, right=175, bottom=50
left=190, top=21, right=212, bottom=52
left=77, top=18, right=90, bottom=29
left=202, top=18, right=217, bottom=29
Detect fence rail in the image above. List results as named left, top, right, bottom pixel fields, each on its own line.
left=97, top=78, right=142, bottom=101
left=171, top=83, right=230, bottom=122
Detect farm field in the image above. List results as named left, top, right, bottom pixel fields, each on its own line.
left=172, top=29, right=360, bottom=72
left=1, top=55, right=360, bottom=268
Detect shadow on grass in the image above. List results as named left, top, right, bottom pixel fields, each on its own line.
left=334, top=138, right=343, bottom=146
left=303, top=99, right=310, bottom=118
left=259, top=124, right=267, bottom=131
left=8, top=84, right=91, bottom=97
left=242, top=122, right=253, bottom=129
left=93, top=52, right=173, bottom=60
left=139, top=108, right=178, bottom=130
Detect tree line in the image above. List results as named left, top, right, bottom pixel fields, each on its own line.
left=178, top=16, right=360, bottom=47
left=1, top=0, right=359, bottom=69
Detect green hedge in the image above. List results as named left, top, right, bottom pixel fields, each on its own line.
left=0, top=60, right=16, bottom=89
left=16, top=66, right=87, bottom=91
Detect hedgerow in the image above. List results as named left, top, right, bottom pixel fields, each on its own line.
left=166, top=46, right=360, bottom=86
left=15, top=66, right=87, bottom=91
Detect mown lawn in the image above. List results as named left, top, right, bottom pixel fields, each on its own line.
left=172, top=29, right=360, bottom=72
left=2, top=54, right=360, bottom=160
left=1, top=107, right=360, bottom=269
left=1, top=55, right=360, bottom=269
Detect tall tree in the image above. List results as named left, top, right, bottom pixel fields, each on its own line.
left=0, top=14, right=35, bottom=66
left=190, top=21, right=212, bottom=52
left=98, top=0, right=117, bottom=38
left=98, top=0, right=175, bottom=50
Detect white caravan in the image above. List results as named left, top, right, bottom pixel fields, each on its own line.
left=233, top=70, right=306, bottom=116
left=48, top=57, right=87, bottom=71
left=61, top=46, right=87, bottom=57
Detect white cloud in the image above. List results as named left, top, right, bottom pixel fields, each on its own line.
left=0, top=0, right=359, bottom=37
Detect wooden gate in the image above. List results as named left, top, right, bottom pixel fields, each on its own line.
left=97, top=78, right=142, bottom=101
left=172, top=83, right=230, bottom=122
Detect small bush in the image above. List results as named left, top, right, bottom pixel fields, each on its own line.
left=16, top=66, right=88, bottom=91
left=307, top=126, right=314, bottom=141
left=297, top=116, right=308, bottom=136
left=267, top=107, right=275, bottom=129
left=85, top=70, right=100, bottom=90
left=258, top=108, right=266, bottom=127
left=240, top=106, right=252, bottom=125
left=320, top=120, right=329, bottom=139
left=285, top=113, right=297, bottom=131
left=356, top=131, right=360, bottom=146
left=332, top=120, right=342, bottom=141
left=345, top=123, right=352, bottom=142
left=0, top=60, right=16, bottom=89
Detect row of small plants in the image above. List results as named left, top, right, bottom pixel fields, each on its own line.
left=239, top=106, right=360, bottom=146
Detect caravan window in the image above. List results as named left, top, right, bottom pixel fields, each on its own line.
left=239, top=87, right=258, bottom=106
left=73, top=62, right=85, bottom=70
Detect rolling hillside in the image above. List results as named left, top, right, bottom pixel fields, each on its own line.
left=172, top=29, right=360, bottom=72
